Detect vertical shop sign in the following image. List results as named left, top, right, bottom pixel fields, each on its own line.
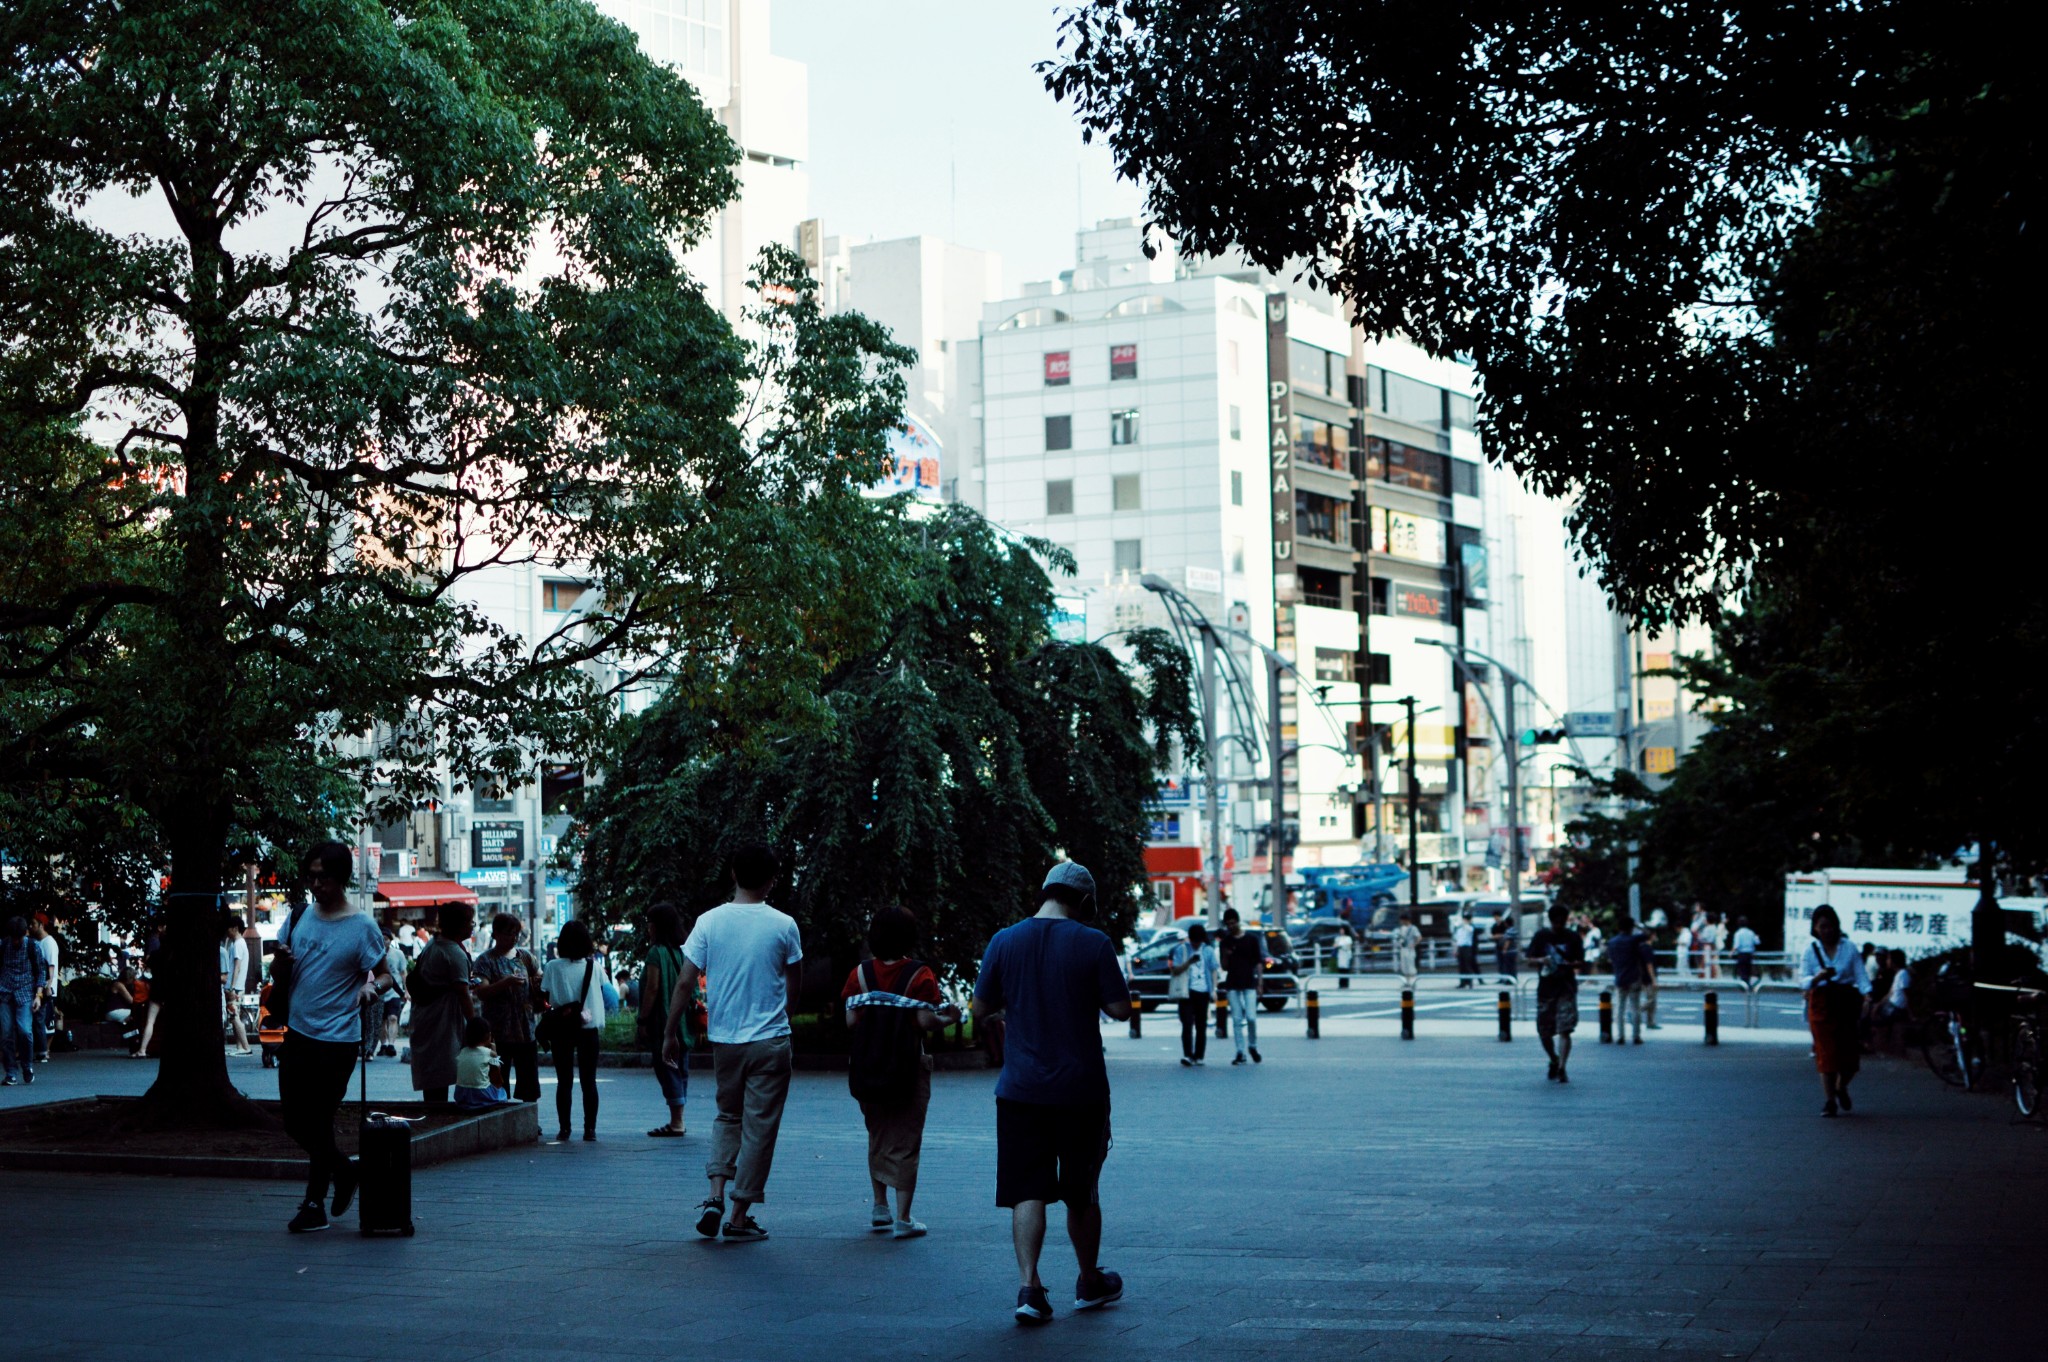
left=1266, top=293, right=1295, bottom=580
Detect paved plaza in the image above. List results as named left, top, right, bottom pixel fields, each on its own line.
left=4, top=1011, right=2042, bottom=1361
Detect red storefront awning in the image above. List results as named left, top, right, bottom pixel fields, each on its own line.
left=374, top=878, right=479, bottom=908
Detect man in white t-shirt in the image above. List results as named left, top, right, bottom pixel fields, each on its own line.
left=28, top=917, right=60, bottom=1063
left=664, top=842, right=803, bottom=1243
left=220, top=916, right=252, bottom=1055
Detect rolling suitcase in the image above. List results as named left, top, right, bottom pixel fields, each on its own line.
left=356, top=1014, right=415, bottom=1237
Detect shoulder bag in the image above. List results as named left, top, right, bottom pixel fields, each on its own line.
left=265, top=901, right=311, bottom=1025
left=537, top=959, right=594, bottom=1052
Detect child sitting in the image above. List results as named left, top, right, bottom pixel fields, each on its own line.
left=454, top=1017, right=510, bottom=1108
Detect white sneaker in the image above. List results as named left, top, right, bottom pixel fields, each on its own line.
left=892, top=1218, right=927, bottom=1239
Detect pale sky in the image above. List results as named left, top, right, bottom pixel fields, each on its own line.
left=771, top=0, right=1146, bottom=292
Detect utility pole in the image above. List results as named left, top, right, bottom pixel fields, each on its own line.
left=1268, top=650, right=1286, bottom=929
left=1201, top=627, right=1222, bottom=926
left=1504, top=676, right=1521, bottom=908
left=1404, top=695, right=1419, bottom=912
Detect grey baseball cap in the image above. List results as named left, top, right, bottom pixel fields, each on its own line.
left=1042, top=861, right=1096, bottom=899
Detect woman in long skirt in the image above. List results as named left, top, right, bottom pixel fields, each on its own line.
left=1801, top=904, right=1871, bottom=1117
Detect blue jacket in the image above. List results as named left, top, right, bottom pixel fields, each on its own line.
left=0, top=937, right=42, bottom=998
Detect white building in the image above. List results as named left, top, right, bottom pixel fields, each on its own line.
left=816, top=233, right=1004, bottom=501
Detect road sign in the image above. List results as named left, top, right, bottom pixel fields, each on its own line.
left=1565, top=711, right=1620, bottom=738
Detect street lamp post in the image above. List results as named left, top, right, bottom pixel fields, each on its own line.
left=1364, top=697, right=1438, bottom=911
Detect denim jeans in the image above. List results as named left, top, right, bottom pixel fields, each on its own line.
left=1615, top=984, right=1645, bottom=1039
left=1227, top=988, right=1258, bottom=1058
left=652, top=1047, right=689, bottom=1107
left=0, top=993, right=33, bottom=1077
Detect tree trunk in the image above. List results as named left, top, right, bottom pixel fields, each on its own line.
left=125, top=805, right=274, bottom=1131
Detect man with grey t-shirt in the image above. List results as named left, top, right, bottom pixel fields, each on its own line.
left=664, top=842, right=803, bottom=1243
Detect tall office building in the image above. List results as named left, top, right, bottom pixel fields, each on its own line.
left=976, top=221, right=1495, bottom=914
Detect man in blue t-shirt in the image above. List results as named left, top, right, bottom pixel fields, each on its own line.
left=972, top=862, right=1133, bottom=1327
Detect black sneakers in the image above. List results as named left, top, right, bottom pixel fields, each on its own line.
left=1249, top=1047, right=1262, bottom=1064
left=1014, top=1284, right=1052, bottom=1325
left=287, top=1200, right=329, bottom=1233
left=695, top=1199, right=725, bottom=1238
left=721, top=1215, right=768, bottom=1242
left=1075, top=1267, right=1124, bottom=1311
left=330, top=1159, right=358, bottom=1217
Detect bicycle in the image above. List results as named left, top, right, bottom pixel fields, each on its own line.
left=1922, top=1009, right=1985, bottom=1090
left=2010, top=988, right=2043, bottom=1120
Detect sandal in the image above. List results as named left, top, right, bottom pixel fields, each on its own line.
left=646, top=1126, right=685, bottom=1138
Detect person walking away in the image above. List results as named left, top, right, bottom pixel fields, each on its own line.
left=375, top=927, right=407, bottom=1057
left=843, top=906, right=960, bottom=1238
left=637, top=902, right=692, bottom=1137
left=1730, top=916, right=1760, bottom=989
left=1218, top=908, right=1263, bottom=1064
left=971, top=862, right=1133, bottom=1326
left=0, top=918, right=44, bottom=1085
left=407, top=904, right=475, bottom=1105
left=28, top=916, right=60, bottom=1063
left=221, top=916, right=253, bottom=1055
left=453, top=1017, right=510, bottom=1107
left=1802, top=904, right=1871, bottom=1117
left=274, top=843, right=394, bottom=1232
left=471, top=913, right=540, bottom=1103
left=662, top=843, right=803, bottom=1242
left=1606, top=917, right=1654, bottom=1044
left=1452, top=911, right=1478, bottom=989
left=1393, top=912, right=1422, bottom=992
left=1527, top=905, right=1587, bottom=1082
left=1167, top=923, right=1218, bottom=1067
left=1492, top=907, right=1519, bottom=984
left=542, top=918, right=612, bottom=1141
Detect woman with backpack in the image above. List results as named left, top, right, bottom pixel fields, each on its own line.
left=842, top=906, right=960, bottom=1239
left=541, top=918, right=613, bottom=1142
left=637, top=902, right=693, bottom=1138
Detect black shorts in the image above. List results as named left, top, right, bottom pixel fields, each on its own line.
left=381, top=997, right=404, bottom=1020
left=995, top=1099, right=1110, bottom=1209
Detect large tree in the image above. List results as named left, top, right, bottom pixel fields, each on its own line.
left=1044, top=1, right=2041, bottom=894
left=0, top=0, right=908, bottom=1123
left=573, top=505, right=1199, bottom=982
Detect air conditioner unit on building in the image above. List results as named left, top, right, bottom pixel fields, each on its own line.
left=380, top=849, right=417, bottom=880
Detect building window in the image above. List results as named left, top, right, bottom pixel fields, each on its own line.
left=542, top=580, right=588, bottom=612
left=1314, top=647, right=1355, bottom=682
left=1230, top=536, right=1246, bottom=573
left=997, top=306, right=1070, bottom=330
left=1368, top=437, right=1448, bottom=495
left=1227, top=339, right=1242, bottom=376
left=1368, top=651, right=1393, bottom=686
left=1450, top=457, right=1479, bottom=497
left=1293, top=416, right=1350, bottom=472
left=1044, top=351, right=1071, bottom=386
left=1112, top=473, right=1141, bottom=511
left=1046, top=479, right=1074, bottom=515
left=1229, top=404, right=1242, bottom=440
left=1295, top=491, right=1351, bottom=546
left=1449, top=392, right=1477, bottom=431
left=1300, top=567, right=1345, bottom=609
left=1045, top=415, right=1072, bottom=451
left=1110, top=409, right=1139, bottom=445
left=1379, top=367, right=1448, bottom=428
left=1369, top=578, right=1390, bottom=616
left=1110, top=343, right=1138, bottom=380
left=1113, top=539, right=1143, bottom=573
left=1230, top=469, right=1244, bottom=506
left=1289, top=339, right=1337, bottom=396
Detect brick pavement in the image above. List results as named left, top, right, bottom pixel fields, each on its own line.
left=3, top=1023, right=2042, bottom=1361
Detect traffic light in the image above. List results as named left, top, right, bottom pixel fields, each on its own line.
left=1518, top=726, right=1567, bottom=746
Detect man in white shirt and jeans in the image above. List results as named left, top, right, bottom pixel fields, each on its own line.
left=665, top=842, right=803, bottom=1243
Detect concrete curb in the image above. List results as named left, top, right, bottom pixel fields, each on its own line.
left=0, top=1096, right=540, bottom=1179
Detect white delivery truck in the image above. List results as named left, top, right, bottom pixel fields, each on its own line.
left=1784, top=867, right=2045, bottom=965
